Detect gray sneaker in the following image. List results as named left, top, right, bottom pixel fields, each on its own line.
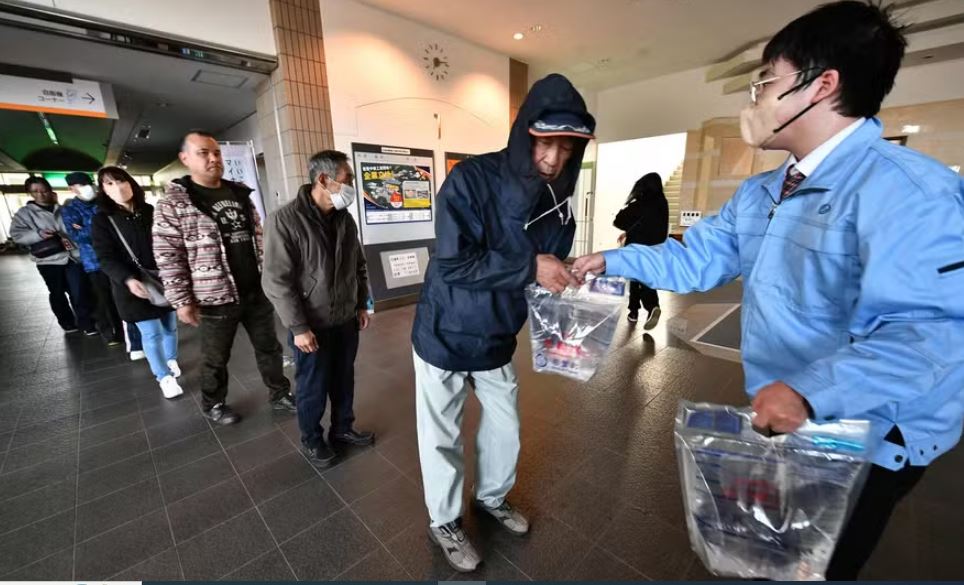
left=428, top=519, right=481, bottom=573
left=474, top=499, right=529, bottom=536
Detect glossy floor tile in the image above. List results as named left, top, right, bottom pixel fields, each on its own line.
left=0, top=254, right=960, bottom=580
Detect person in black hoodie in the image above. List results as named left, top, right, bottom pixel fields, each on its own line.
left=411, top=74, right=595, bottom=572
left=91, top=167, right=183, bottom=399
left=613, top=172, right=669, bottom=328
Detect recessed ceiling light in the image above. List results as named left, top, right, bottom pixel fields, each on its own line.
left=513, top=32, right=525, bottom=40
left=529, top=24, right=543, bottom=33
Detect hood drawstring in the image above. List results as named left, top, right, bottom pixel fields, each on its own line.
left=524, top=183, right=572, bottom=231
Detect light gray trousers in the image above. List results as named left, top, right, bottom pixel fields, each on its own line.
left=413, top=350, right=521, bottom=527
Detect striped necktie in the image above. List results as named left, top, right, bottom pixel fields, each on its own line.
left=781, top=164, right=805, bottom=200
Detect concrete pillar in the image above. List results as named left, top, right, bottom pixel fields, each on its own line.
left=256, top=0, right=335, bottom=212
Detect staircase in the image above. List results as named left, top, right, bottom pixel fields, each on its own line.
left=664, top=163, right=684, bottom=232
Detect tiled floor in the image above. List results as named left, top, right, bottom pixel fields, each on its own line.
left=1, top=253, right=962, bottom=581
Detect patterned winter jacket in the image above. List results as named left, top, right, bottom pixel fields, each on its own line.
left=61, top=198, right=101, bottom=272
left=152, top=177, right=264, bottom=309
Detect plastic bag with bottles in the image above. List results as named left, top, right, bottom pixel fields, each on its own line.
left=675, top=401, right=873, bottom=581
left=525, top=275, right=626, bottom=381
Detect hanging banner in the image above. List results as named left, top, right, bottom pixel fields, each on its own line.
left=0, top=74, right=115, bottom=119
left=219, top=141, right=266, bottom=221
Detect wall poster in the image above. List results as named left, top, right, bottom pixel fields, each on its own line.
left=352, top=143, right=435, bottom=225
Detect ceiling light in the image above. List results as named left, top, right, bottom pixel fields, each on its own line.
left=513, top=32, right=524, bottom=40
left=37, top=113, right=59, bottom=145
left=902, top=124, right=920, bottom=134
left=529, top=25, right=543, bottom=33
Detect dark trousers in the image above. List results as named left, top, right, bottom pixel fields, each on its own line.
left=628, top=280, right=659, bottom=314
left=289, top=319, right=359, bottom=448
left=37, top=261, right=94, bottom=331
left=126, top=321, right=143, bottom=352
left=198, top=291, right=289, bottom=409
left=826, top=429, right=927, bottom=580
left=88, top=270, right=123, bottom=342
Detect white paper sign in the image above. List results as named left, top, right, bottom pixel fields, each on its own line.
left=680, top=210, right=703, bottom=227
left=220, top=142, right=266, bottom=221
left=0, top=74, right=112, bottom=118
left=389, top=252, right=420, bottom=278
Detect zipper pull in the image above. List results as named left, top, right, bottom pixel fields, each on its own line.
left=768, top=202, right=778, bottom=220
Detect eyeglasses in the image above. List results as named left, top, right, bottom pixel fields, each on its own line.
left=749, top=68, right=821, bottom=104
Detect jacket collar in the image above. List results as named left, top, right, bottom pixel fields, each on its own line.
left=761, top=117, right=884, bottom=200
left=296, top=183, right=345, bottom=225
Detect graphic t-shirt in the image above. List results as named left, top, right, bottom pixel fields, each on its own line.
left=192, top=183, right=261, bottom=296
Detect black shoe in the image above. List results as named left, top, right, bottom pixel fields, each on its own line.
left=643, top=306, right=662, bottom=330
left=628, top=311, right=639, bottom=323
left=270, top=392, right=297, bottom=413
left=302, top=441, right=336, bottom=468
left=202, top=403, right=240, bottom=426
left=330, top=429, right=375, bottom=446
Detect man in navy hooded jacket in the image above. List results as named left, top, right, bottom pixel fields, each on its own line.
left=411, top=74, right=595, bottom=572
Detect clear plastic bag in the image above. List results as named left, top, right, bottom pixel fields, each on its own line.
left=525, top=276, right=626, bottom=381
left=675, top=401, right=873, bottom=581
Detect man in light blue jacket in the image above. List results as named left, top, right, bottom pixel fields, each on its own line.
left=574, top=2, right=964, bottom=580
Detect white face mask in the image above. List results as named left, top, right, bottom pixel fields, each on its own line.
left=76, top=184, right=96, bottom=201
left=329, top=183, right=356, bottom=211
left=740, top=72, right=822, bottom=149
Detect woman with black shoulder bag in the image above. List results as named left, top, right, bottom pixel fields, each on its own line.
left=91, top=167, right=183, bottom=399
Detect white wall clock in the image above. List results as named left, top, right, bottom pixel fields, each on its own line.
left=423, top=43, right=450, bottom=81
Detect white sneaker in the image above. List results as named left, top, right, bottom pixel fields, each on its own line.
left=159, top=375, right=183, bottom=399
left=167, top=360, right=181, bottom=378
left=130, top=351, right=146, bottom=361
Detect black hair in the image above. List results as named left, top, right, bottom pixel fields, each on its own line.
left=180, top=129, right=217, bottom=152
left=627, top=172, right=664, bottom=204
left=762, top=1, right=907, bottom=118
left=24, top=176, right=53, bottom=192
left=96, top=166, right=146, bottom=213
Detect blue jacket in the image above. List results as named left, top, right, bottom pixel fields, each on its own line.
left=412, top=74, right=595, bottom=371
left=61, top=198, right=101, bottom=272
left=604, top=118, right=964, bottom=470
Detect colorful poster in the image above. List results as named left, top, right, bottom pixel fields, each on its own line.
left=352, top=144, right=435, bottom=225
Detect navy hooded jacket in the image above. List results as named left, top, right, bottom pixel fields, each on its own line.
left=412, top=74, right=596, bottom=371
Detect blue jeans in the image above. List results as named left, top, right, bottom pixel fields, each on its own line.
left=135, top=312, right=178, bottom=381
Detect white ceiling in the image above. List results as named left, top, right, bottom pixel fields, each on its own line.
left=355, top=0, right=831, bottom=89
left=0, top=23, right=266, bottom=173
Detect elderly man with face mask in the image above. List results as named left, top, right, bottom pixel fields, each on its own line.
left=411, top=74, right=595, bottom=572
left=262, top=150, right=375, bottom=468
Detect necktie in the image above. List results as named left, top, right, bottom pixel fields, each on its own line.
left=781, top=164, right=805, bottom=200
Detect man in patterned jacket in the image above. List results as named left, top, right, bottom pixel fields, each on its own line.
left=153, top=130, right=295, bottom=425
